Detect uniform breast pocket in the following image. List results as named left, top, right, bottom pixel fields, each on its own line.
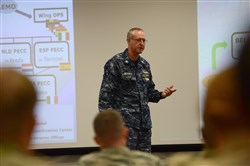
left=141, top=71, right=150, bottom=83
left=121, top=72, right=136, bottom=92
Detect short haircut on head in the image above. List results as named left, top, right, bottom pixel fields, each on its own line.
left=127, top=27, right=144, bottom=39
left=94, top=110, right=124, bottom=142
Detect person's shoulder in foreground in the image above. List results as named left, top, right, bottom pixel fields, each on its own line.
left=79, top=147, right=162, bottom=166
left=2, top=143, right=55, bottom=166
left=163, top=150, right=221, bottom=166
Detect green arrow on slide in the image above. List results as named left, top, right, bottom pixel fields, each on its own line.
left=212, top=41, right=227, bottom=70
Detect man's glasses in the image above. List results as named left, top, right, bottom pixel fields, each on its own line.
left=130, top=38, right=148, bottom=43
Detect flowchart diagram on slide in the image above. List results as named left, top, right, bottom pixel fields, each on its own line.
left=1, top=5, right=71, bottom=104
left=198, top=1, right=250, bottom=89
left=0, top=0, right=76, bottom=144
left=202, top=31, right=249, bottom=88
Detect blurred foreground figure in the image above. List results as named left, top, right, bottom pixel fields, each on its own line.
left=0, top=69, right=54, bottom=166
left=79, top=110, right=162, bottom=166
left=201, top=65, right=250, bottom=165
left=166, top=40, right=250, bottom=166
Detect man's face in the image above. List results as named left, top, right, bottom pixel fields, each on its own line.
left=127, top=30, right=146, bottom=55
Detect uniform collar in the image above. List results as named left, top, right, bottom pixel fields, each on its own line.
left=123, top=49, right=141, bottom=65
left=101, top=146, right=129, bottom=153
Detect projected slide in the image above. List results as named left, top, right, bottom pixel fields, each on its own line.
left=197, top=1, right=250, bottom=125
left=0, top=0, right=76, bottom=144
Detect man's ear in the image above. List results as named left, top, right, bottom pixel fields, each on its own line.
left=94, top=135, right=101, bottom=146
left=122, top=126, right=128, bottom=139
left=127, top=38, right=130, bottom=43
left=19, top=112, right=36, bottom=151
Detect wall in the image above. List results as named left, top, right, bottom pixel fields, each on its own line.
left=73, top=0, right=201, bottom=148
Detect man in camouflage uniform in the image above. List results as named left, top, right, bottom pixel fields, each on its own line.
left=98, top=28, right=176, bottom=152
left=78, top=111, right=162, bottom=166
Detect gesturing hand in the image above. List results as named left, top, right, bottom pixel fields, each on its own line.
left=161, top=85, right=176, bottom=98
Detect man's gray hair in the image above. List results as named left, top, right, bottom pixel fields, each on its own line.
left=127, top=27, right=144, bottom=39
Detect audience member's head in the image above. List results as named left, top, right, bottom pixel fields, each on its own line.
left=93, top=110, right=128, bottom=148
left=79, top=110, right=162, bottom=166
left=202, top=39, right=250, bottom=150
left=0, top=69, right=37, bottom=151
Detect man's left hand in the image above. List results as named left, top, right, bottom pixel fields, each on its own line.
left=161, top=85, right=176, bottom=98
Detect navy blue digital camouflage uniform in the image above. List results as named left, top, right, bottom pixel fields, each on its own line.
left=99, top=49, right=163, bottom=152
